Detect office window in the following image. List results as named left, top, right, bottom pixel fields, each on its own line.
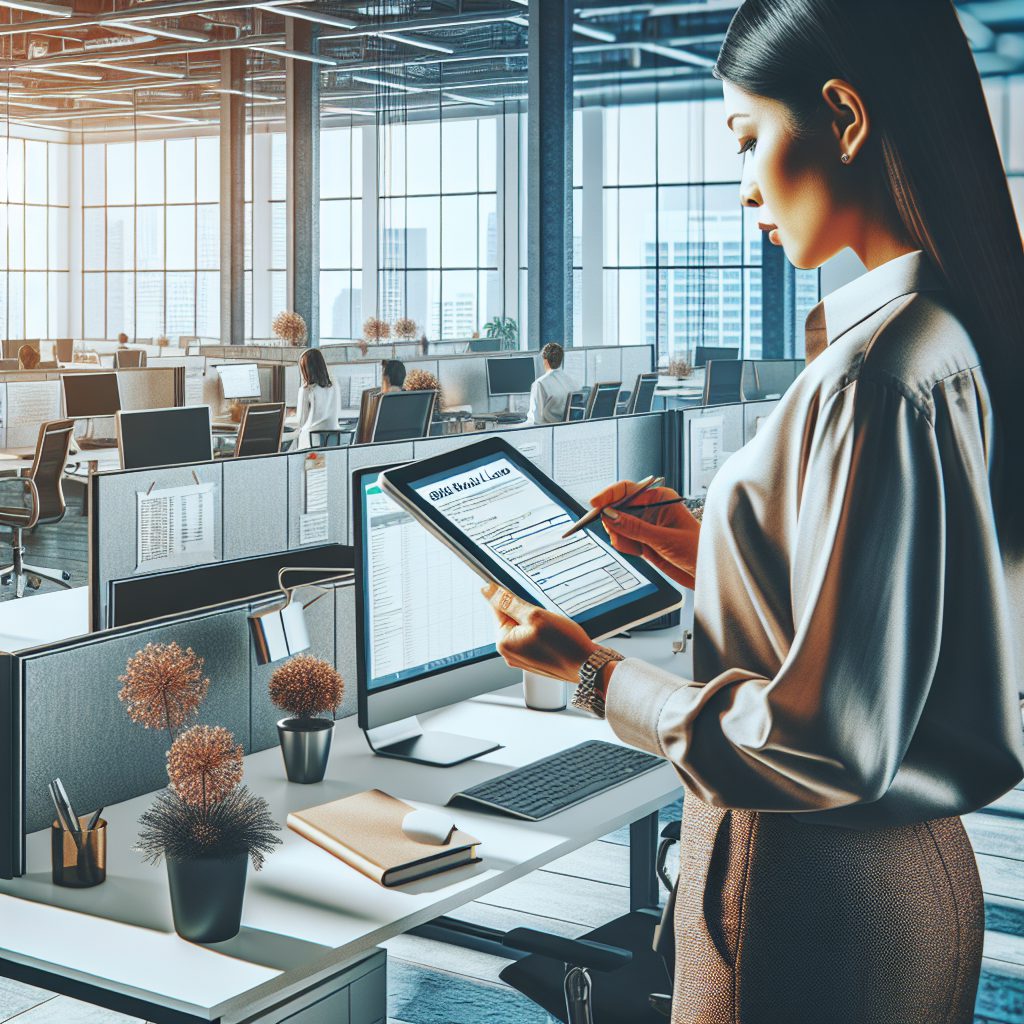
left=81, top=137, right=220, bottom=339
left=0, top=140, right=70, bottom=339
left=985, top=74, right=1024, bottom=236
left=269, top=132, right=287, bottom=322
left=320, top=124, right=363, bottom=340
left=378, top=115, right=498, bottom=341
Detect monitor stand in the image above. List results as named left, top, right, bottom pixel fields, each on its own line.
left=364, top=717, right=501, bottom=767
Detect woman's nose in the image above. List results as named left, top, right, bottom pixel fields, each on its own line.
left=740, top=164, right=761, bottom=208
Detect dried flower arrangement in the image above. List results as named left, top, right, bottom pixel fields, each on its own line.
left=156, top=335, right=170, bottom=348
left=403, top=368, right=444, bottom=409
left=393, top=316, right=417, bottom=340
left=269, top=655, right=344, bottom=720
left=667, top=356, right=693, bottom=379
left=362, top=317, right=390, bottom=342
left=118, top=643, right=209, bottom=745
left=272, top=310, right=308, bottom=347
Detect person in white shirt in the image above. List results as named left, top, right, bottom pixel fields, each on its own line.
left=526, top=342, right=577, bottom=425
left=295, top=348, right=342, bottom=448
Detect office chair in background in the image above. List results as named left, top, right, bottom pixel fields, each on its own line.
left=563, top=389, right=589, bottom=422
left=370, top=389, right=436, bottom=443
left=54, top=339, right=74, bottom=364
left=114, top=349, right=147, bottom=369
left=354, top=387, right=382, bottom=444
left=585, top=381, right=622, bottom=420
left=626, top=373, right=660, bottom=415
left=0, top=419, right=75, bottom=598
left=702, top=359, right=744, bottom=406
left=693, top=345, right=738, bottom=368
left=234, top=403, right=286, bottom=457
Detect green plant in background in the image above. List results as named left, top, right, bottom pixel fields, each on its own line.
left=482, top=316, right=519, bottom=349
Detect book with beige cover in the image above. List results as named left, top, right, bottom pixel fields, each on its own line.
left=287, top=789, right=481, bottom=887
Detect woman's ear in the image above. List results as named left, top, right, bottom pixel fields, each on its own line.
left=821, top=78, right=870, bottom=164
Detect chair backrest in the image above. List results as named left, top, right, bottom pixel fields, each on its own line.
left=114, top=349, right=146, bottom=369
left=563, top=389, right=588, bottom=422
left=28, top=419, right=75, bottom=526
left=371, top=389, right=436, bottom=443
left=703, top=359, right=744, bottom=406
left=54, top=339, right=74, bottom=363
left=234, top=402, right=285, bottom=457
left=626, top=373, right=659, bottom=415
left=585, top=381, right=622, bottom=420
left=354, top=386, right=382, bottom=444
left=693, top=345, right=738, bottom=369
left=3, top=339, right=39, bottom=360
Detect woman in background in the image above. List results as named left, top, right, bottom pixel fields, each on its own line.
left=295, top=348, right=341, bottom=449
left=483, top=1, right=1024, bottom=1021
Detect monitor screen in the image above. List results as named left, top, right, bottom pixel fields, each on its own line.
left=62, top=372, right=121, bottom=418
left=372, top=390, right=434, bottom=443
left=486, top=356, right=536, bottom=397
left=356, top=468, right=497, bottom=695
left=214, top=362, right=261, bottom=400
left=118, top=406, right=212, bottom=470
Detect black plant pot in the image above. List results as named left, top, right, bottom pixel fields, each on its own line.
left=277, top=717, right=333, bottom=783
left=166, top=851, right=248, bottom=943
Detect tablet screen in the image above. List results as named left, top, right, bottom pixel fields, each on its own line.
left=408, top=451, right=660, bottom=624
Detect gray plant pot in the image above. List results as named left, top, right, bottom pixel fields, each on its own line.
left=277, top=717, right=334, bottom=783
left=166, top=851, right=247, bottom=943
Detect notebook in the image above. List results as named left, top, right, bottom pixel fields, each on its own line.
left=287, top=789, right=481, bottom=888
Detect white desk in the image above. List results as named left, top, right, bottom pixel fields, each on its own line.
left=0, top=630, right=687, bottom=1023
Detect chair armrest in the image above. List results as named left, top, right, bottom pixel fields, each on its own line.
left=504, top=928, right=632, bottom=973
left=660, top=821, right=680, bottom=842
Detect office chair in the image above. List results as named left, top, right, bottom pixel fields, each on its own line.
left=693, top=345, right=738, bottom=369
left=114, top=349, right=147, bottom=369
left=0, top=419, right=75, bottom=598
left=2, top=339, right=39, bottom=359
left=354, top=387, right=382, bottom=444
left=309, top=430, right=344, bottom=448
left=702, top=359, right=744, bottom=406
left=499, top=819, right=681, bottom=1023
left=370, top=389, right=436, bottom=443
left=233, top=403, right=285, bottom=457
left=585, top=382, right=622, bottom=420
left=54, top=339, right=74, bottom=363
left=563, top=389, right=588, bottom=422
left=627, top=373, right=660, bottom=415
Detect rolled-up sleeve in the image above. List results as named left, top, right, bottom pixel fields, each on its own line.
left=606, top=378, right=946, bottom=813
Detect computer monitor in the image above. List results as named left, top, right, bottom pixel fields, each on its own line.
left=117, top=406, right=213, bottom=470
left=626, top=373, right=659, bottom=415
left=354, top=464, right=517, bottom=765
left=485, top=356, right=536, bottom=398
left=371, top=389, right=436, bottom=443
left=62, top=372, right=121, bottom=418
left=693, top=345, right=739, bottom=368
left=586, top=381, right=621, bottom=419
left=213, top=362, right=261, bottom=400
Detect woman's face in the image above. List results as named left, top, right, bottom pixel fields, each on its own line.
left=722, top=80, right=856, bottom=270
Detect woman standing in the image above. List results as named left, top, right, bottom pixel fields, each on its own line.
left=483, top=1, right=1024, bottom=1021
left=295, top=348, right=341, bottom=449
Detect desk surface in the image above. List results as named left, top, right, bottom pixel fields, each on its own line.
left=0, top=630, right=687, bottom=1022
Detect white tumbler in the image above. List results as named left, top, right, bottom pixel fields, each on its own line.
left=523, top=670, right=567, bottom=711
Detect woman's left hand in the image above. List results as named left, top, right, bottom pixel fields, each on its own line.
left=482, top=582, right=597, bottom=683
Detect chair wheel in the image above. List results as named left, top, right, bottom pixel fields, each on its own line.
left=61, top=571, right=72, bottom=582
left=0, top=574, right=10, bottom=586
left=27, top=575, right=41, bottom=590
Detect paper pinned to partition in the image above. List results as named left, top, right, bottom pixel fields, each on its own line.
left=6, top=381, right=62, bottom=449
left=136, top=482, right=216, bottom=572
left=299, top=453, right=329, bottom=544
left=184, top=356, right=206, bottom=406
left=688, top=415, right=729, bottom=496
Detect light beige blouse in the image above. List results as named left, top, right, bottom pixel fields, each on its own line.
left=606, top=250, right=1024, bottom=829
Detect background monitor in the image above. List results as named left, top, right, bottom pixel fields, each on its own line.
left=62, top=372, right=121, bottom=418
left=693, top=345, right=739, bottom=369
left=371, top=390, right=435, bottom=443
left=214, top=362, right=261, bottom=400
left=354, top=464, right=517, bottom=764
left=486, top=355, right=537, bottom=397
left=118, top=406, right=213, bottom=470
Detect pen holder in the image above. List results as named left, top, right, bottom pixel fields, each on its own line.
left=51, top=818, right=106, bottom=888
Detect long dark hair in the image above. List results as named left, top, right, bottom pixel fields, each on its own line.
left=300, top=348, right=332, bottom=389
left=716, top=0, right=1024, bottom=550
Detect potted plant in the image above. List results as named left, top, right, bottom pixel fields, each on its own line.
left=393, top=316, right=417, bottom=341
left=118, top=643, right=280, bottom=943
left=270, top=655, right=344, bottom=784
left=272, top=310, right=307, bottom=347
left=403, top=368, right=444, bottom=412
left=361, top=316, right=390, bottom=353
left=481, top=315, right=519, bottom=350
left=667, top=356, right=694, bottom=380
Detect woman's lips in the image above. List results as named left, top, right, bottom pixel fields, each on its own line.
left=758, top=221, right=782, bottom=246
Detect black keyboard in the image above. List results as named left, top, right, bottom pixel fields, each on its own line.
left=448, top=740, right=663, bottom=821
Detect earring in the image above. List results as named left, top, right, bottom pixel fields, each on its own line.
left=841, top=153, right=850, bottom=164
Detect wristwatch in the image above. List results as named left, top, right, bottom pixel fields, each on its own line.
left=572, top=646, right=624, bottom=719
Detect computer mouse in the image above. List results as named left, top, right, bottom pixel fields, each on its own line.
left=402, top=809, right=456, bottom=846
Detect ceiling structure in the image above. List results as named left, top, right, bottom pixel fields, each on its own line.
left=0, top=0, right=1018, bottom=134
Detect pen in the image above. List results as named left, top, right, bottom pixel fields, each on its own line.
left=86, top=807, right=104, bottom=832
left=48, top=780, right=82, bottom=852
left=618, top=497, right=686, bottom=513
left=561, top=475, right=664, bottom=539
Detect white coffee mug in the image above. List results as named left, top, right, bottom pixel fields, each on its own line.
left=523, top=670, right=567, bottom=711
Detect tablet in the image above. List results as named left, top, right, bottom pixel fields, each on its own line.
left=378, top=436, right=681, bottom=641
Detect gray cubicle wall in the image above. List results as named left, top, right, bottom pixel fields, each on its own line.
left=88, top=413, right=668, bottom=631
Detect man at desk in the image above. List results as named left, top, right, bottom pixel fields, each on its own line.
left=526, top=342, right=577, bottom=425
left=117, top=332, right=129, bottom=348
left=381, top=359, right=406, bottom=392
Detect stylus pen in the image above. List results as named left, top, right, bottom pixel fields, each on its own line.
left=619, top=498, right=686, bottom=513
left=561, top=475, right=664, bottom=539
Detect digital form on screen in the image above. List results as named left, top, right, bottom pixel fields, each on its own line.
left=412, top=454, right=655, bottom=620
left=364, top=481, right=497, bottom=691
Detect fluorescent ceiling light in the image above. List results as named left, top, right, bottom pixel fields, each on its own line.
left=93, top=61, right=186, bottom=79
left=0, top=0, right=72, bottom=16
left=109, top=20, right=210, bottom=43
left=251, top=45, right=337, bottom=66
left=642, top=42, right=716, bottom=67
left=79, top=95, right=133, bottom=106
left=322, top=104, right=374, bottom=116
left=442, top=91, right=495, bottom=107
left=378, top=31, right=455, bottom=55
left=7, top=98, right=56, bottom=108
left=573, top=22, right=616, bottom=43
left=255, top=4, right=357, bottom=30
left=214, top=87, right=279, bottom=102
left=509, top=14, right=528, bottom=26
left=350, top=73, right=422, bottom=93
left=145, top=112, right=206, bottom=123
left=21, top=66, right=103, bottom=81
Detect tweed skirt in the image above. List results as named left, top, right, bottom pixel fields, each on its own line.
left=671, top=793, right=984, bottom=1024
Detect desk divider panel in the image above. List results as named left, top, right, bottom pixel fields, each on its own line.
left=681, top=403, right=746, bottom=498
left=412, top=425, right=554, bottom=478
left=743, top=399, right=781, bottom=443
left=116, top=367, right=180, bottom=413
left=222, top=454, right=290, bottom=561
left=616, top=413, right=665, bottom=486
left=287, top=447, right=349, bottom=549
left=586, top=348, right=623, bottom=387
left=620, top=346, right=655, bottom=387
left=553, top=418, right=619, bottom=506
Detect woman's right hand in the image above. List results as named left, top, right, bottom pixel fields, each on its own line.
left=591, top=480, right=700, bottom=590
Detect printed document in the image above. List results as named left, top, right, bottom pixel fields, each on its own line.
left=136, top=482, right=216, bottom=571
